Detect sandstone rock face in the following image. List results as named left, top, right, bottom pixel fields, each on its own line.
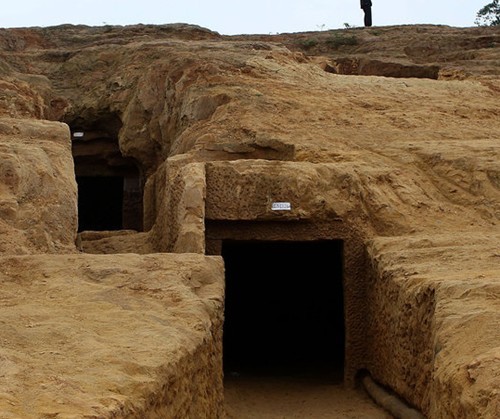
left=0, top=23, right=499, bottom=418
left=0, top=117, right=77, bottom=254
left=0, top=253, right=224, bottom=418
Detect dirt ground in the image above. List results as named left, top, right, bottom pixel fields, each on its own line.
left=224, top=375, right=392, bottom=419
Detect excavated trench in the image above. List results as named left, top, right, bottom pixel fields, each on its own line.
left=70, top=149, right=398, bottom=417
left=69, top=117, right=352, bottom=387
left=69, top=116, right=362, bottom=388
left=70, top=129, right=419, bottom=417
left=322, top=57, right=441, bottom=79
left=206, top=221, right=403, bottom=418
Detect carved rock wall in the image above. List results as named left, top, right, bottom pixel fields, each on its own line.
left=0, top=117, right=77, bottom=254
left=0, top=253, right=225, bottom=418
left=0, top=23, right=499, bottom=418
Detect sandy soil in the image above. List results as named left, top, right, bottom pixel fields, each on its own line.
left=224, top=375, right=392, bottom=419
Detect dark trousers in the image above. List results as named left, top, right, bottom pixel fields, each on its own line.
left=362, top=6, right=372, bottom=27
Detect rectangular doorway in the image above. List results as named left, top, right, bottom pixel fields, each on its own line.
left=76, top=176, right=123, bottom=232
left=222, top=240, right=345, bottom=381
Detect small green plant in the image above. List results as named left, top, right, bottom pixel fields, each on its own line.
left=299, top=38, right=319, bottom=49
left=326, top=33, right=358, bottom=48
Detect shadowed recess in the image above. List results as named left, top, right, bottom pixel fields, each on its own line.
left=222, top=240, right=345, bottom=382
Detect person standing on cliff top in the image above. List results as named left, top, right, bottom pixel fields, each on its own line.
left=361, top=0, right=373, bottom=27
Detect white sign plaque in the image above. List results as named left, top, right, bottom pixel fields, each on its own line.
left=272, top=202, right=291, bottom=211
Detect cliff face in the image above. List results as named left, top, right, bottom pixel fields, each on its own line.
left=0, top=23, right=499, bottom=418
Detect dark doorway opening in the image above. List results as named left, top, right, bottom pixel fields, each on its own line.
left=77, top=176, right=123, bottom=232
left=70, top=123, right=144, bottom=232
left=222, top=240, right=345, bottom=381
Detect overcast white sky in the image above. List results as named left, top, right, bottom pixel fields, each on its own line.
left=0, top=1, right=490, bottom=35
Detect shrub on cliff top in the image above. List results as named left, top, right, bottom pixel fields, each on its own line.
left=476, top=0, right=500, bottom=26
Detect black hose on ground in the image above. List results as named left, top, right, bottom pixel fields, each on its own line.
left=362, top=374, right=426, bottom=419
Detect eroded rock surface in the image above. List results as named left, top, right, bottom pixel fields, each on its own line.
left=0, top=117, right=77, bottom=254
left=0, top=23, right=499, bottom=418
left=0, top=253, right=224, bottom=418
